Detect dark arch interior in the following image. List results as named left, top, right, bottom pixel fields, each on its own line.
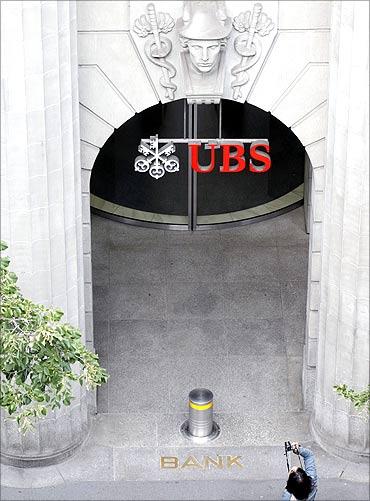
left=90, top=99, right=305, bottom=219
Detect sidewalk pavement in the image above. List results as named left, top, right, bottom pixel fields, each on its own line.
left=1, top=431, right=369, bottom=500
left=1, top=478, right=369, bottom=500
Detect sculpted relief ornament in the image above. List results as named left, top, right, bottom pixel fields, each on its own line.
left=231, top=4, right=274, bottom=100
left=133, top=3, right=177, bottom=100
left=133, top=2, right=275, bottom=103
left=177, top=1, right=232, bottom=104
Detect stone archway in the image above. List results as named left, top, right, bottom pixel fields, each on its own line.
left=78, top=1, right=330, bottom=415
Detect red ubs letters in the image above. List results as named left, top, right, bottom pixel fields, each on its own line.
left=189, top=140, right=271, bottom=174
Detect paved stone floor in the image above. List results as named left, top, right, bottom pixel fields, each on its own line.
left=92, top=207, right=309, bottom=429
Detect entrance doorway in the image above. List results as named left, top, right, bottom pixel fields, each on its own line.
left=90, top=100, right=305, bottom=230
left=89, top=98, right=310, bottom=456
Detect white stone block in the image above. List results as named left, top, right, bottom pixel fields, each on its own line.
left=310, top=281, right=320, bottom=310
left=342, top=229, right=360, bottom=265
left=82, top=193, right=91, bottom=224
left=77, top=1, right=130, bottom=31
left=359, top=236, right=369, bottom=267
left=339, top=291, right=357, bottom=329
left=48, top=203, right=66, bottom=238
left=44, top=105, right=61, bottom=141
left=78, top=32, right=158, bottom=112
left=50, top=263, right=68, bottom=299
left=29, top=175, right=48, bottom=209
left=66, top=257, right=79, bottom=292
left=307, top=337, right=318, bottom=367
left=48, top=169, right=64, bottom=204
left=249, top=31, right=329, bottom=112
left=273, top=64, right=329, bottom=127
left=27, top=142, right=46, bottom=178
left=313, top=191, right=324, bottom=222
left=82, top=223, right=92, bottom=254
left=357, top=267, right=369, bottom=300
left=340, top=261, right=359, bottom=297
left=78, top=65, right=135, bottom=129
left=51, top=291, right=68, bottom=315
left=278, top=1, right=330, bottom=29
left=49, top=234, right=66, bottom=268
left=25, top=75, right=45, bottom=112
left=354, top=329, right=370, bottom=363
left=313, top=166, right=325, bottom=192
left=80, top=141, right=99, bottom=172
left=10, top=210, right=32, bottom=243
left=28, top=269, right=52, bottom=305
left=307, top=310, right=319, bottom=338
left=357, top=299, right=369, bottom=332
left=83, top=254, right=92, bottom=283
left=81, top=168, right=92, bottom=193
left=310, top=252, right=322, bottom=282
left=43, top=69, right=61, bottom=108
left=45, top=136, right=63, bottom=173
left=292, top=103, right=328, bottom=147
left=84, top=282, right=93, bottom=312
left=27, top=109, right=49, bottom=145
left=42, top=34, right=59, bottom=74
left=65, top=227, right=78, bottom=261
left=31, top=239, right=51, bottom=273
left=79, top=105, right=114, bottom=148
left=305, top=140, right=326, bottom=169
left=84, top=311, right=94, bottom=342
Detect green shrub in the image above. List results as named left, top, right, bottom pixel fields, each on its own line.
left=334, top=384, right=370, bottom=413
left=0, top=241, right=108, bottom=433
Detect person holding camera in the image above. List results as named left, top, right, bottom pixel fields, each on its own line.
left=282, top=442, right=318, bottom=500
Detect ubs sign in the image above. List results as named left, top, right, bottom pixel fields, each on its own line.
left=134, top=134, right=271, bottom=179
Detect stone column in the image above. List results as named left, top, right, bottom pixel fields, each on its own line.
left=311, top=1, right=369, bottom=462
left=1, top=1, right=88, bottom=466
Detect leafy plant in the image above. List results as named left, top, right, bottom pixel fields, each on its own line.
left=334, top=384, right=370, bottom=413
left=0, top=241, right=108, bottom=433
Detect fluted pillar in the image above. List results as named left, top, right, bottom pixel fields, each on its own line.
left=1, top=1, right=88, bottom=466
left=311, top=1, right=369, bottom=462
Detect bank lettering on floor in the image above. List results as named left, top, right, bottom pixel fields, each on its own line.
left=160, top=455, right=243, bottom=470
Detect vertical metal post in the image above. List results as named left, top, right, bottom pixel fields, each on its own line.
left=192, top=105, right=198, bottom=231
left=219, top=100, right=222, bottom=139
left=188, top=388, right=213, bottom=437
left=180, top=387, right=220, bottom=442
left=187, top=104, right=193, bottom=231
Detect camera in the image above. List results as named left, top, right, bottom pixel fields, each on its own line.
left=285, top=441, right=292, bottom=453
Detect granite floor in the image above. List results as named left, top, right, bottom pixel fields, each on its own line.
left=91, top=207, right=309, bottom=446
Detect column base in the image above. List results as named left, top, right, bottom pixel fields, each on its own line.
left=310, top=417, right=370, bottom=464
left=0, top=436, right=85, bottom=468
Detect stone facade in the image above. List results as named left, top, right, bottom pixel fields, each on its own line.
left=76, top=0, right=331, bottom=409
left=311, top=1, right=369, bottom=461
left=0, top=0, right=368, bottom=465
left=1, top=1, right=88, bottom=465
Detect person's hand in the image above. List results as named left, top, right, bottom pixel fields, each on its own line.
left=291, top=442, right=300, bottom=454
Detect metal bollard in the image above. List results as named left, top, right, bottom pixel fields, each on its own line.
left=188, top=388, right=214, bottom=437
left=180, top=388, right=220, bottom=443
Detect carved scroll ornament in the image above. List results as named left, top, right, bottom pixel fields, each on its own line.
left=231, top=3, right=275, bottom=100
left=133, top=3, right=177, bottom=100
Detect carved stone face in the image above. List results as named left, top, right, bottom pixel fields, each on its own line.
left=187, top=39, right=222, bottom=73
